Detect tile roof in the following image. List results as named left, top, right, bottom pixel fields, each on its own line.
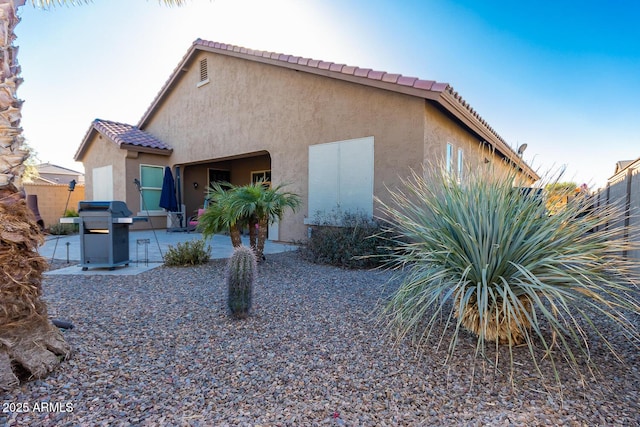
left=75, top=119, right=172, bottom=161
left=92, top=119, right=172, bottom=151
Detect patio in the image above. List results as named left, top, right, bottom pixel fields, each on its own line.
left=40, top=230, right=298, bottom=275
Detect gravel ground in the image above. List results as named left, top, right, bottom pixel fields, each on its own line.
left=1, top=251, right=639, bottom=426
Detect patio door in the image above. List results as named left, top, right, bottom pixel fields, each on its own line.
left=208, top=169, right=231, bottom=187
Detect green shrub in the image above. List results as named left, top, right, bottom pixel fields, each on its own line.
left=300, top=209, right=388, bottom=269
left=49, top=209, right=80, bottom=235
left=379, top=166, right=640, bottom=387
left=164, top=239, right=211, bottom=266
left=226, top=245, right=257, bottom=319
left=64, top=209, right=79, bottom=233
left=48, top=223, right=73, bottom=235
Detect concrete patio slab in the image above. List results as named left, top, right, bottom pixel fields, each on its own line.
left=40, top=230, right=298, bottom=276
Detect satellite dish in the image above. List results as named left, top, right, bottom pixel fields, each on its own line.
left=517, top=143, right=528, bottom=155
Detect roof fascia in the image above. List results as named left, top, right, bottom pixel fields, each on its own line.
left=120, top=144, right=173, bottom=156
left=74, top=125, right=98, bottom=162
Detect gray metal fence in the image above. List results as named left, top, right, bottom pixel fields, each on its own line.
left=595, top=161, right=640, bottom=265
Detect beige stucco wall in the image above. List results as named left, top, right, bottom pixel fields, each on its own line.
left=69, top=50, right=529, bottom=241
left=144, top=52, right=427, bottom=241
left=421, top=102, right=517, bottom=177
left=81, top=133, right=171, bottom=230
left=124, top=152, right=171, bottom=230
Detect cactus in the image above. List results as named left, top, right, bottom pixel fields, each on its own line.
left=226, top=245, right=257, bottom=319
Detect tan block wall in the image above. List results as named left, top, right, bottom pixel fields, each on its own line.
left=24, top=183, right=85, bottom=230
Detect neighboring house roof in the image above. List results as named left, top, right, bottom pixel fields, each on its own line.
left=36, top=162, right=83, bottom=177
left=138, top=38, right=539, bottom=180
left=28, top=162, right=85, bottom=185
left=608, top=157, right=639, bottom=186
left=75, top=119, right=173, bottom=161
left=28, top=175, right=57, bottom=185
left=614, top=160, right=634, bottom=174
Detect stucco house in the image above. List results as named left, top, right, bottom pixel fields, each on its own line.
left=75, top=39, right=538, bottom=242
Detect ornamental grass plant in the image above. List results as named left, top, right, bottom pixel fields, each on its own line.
left=379, top=165, right=640, bottom=388
left=163, top=239, right=211, bottom=267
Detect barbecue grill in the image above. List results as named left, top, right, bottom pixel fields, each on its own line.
left=60, top=201, right=147, bottom=270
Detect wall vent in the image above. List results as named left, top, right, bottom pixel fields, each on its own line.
left=197, top=58, right=209, bottom=87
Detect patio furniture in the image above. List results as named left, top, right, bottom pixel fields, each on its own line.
left=188, top=208, right=205, bottom=232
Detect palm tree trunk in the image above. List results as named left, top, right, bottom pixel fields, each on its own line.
left=0, top=0, right=71, bottom=391
left=248, top=217, right=257, bottom=251
left=229, top=223, right=242, bottom=247
left=256, top=216, right=269, bottom=261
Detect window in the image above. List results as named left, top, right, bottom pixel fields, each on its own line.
left=446, top=143, right=454, bottom=174
left=208, top=169, right=230, bottom=188
left=308, top=136, right=374, bottom=221
left=457, top=148, right=464, bottom=180
left=140, top=165, right=164, bottom=211
left=197, top=58, right=209, bottom=87
left=251, top=170, right=271, bottom=186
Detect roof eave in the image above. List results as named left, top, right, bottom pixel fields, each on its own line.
left=438, top=91, right=540, bottom=181
left=74, top=125, right=98, bottom=162
left=120, top=144, right=173, bottom=156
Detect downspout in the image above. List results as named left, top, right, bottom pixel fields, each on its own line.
left=175, top=165, right=183, bottom=228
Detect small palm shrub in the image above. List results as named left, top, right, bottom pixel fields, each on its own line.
left=226, top=245, right=257, bottom=319
left=301, top=209, right=388, bottom=269
left=379, top=166, right=640, bottom=385
left=164, top=239, right=211, bottom=266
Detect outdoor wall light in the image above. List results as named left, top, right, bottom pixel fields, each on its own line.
left=193, top=182, right=199, bottom=189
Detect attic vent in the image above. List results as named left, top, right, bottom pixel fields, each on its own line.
left=197, top=58, right=209, bottom=87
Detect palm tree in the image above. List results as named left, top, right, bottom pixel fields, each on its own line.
left=199, top=182, right=300, bottom=260
left=198, top=182, right=245, bottom=248
left=0, top=0, right=186, bottom=391
left=252, top=183, right=300, bottom=260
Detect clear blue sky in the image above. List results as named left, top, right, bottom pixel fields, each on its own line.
left=15, top=0, right=640, bottom=189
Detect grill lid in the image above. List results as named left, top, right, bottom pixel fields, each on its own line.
left=78, top=201, right=132, bottom=218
